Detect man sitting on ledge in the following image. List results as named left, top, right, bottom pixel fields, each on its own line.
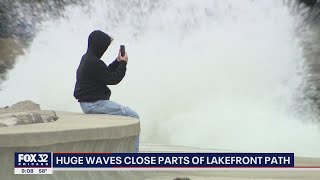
left=73, top=30, right=140, bottom=151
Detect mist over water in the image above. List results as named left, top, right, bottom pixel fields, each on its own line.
left=1, top=0, right=320, bottom=157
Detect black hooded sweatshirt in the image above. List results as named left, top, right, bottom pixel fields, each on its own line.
left=73, top=30, right=127, bottom=102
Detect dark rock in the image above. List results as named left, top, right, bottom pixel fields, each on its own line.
left=15, top=113, right=43, bottom=125
left=174, top=178, right=191, bottom=180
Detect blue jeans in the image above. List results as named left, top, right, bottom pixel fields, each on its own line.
left=80, top=100, right=140, bottom=152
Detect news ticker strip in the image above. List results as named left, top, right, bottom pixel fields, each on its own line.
left=15, top=152, right=294, bottom=174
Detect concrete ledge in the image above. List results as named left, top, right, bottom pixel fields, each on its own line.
left=0, top=111, right=140, bottom=147
left=0, top=112, right=140, bottom=180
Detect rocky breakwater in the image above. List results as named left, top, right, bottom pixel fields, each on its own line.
left=0, top=100, right=58, bottom=126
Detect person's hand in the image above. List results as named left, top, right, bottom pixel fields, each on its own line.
left=117, top=51, right=128, bottom=62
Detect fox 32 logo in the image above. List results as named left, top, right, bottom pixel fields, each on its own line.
left=15, top=152, right=52, bottom=167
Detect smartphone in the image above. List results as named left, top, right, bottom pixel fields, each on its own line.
left=120, top=45, right=125, bottom=57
